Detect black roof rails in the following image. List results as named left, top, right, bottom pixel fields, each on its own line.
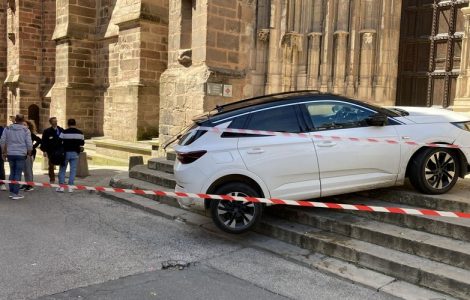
left=216, top=90, right=321, bottom=112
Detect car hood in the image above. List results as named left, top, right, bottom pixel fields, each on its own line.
left=389, top=106, right=470, bottom=124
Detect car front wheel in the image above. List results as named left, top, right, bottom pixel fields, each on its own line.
left=209, top=182, right=263, bottom=234
left=409, top=148, right=460, bottom=194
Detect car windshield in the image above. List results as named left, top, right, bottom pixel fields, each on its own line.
left=361, top=101, right=404, bottom=117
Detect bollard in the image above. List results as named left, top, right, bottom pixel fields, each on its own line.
left=76, top=152, right=90, bottom=178
left=129, top=156, right=144, bottom=171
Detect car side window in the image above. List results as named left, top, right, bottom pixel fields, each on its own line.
left=305, top=102, right=376, bottom=131
left=245, top=105, right=302, bottom=133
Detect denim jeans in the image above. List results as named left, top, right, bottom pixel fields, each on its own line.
left=59, top=152, right=79, bottom=185
left=23, top=156, right=34, bottom=182
left=0, top=150, right=5, bottom=181
left=7, top=155, right=26, bottom=195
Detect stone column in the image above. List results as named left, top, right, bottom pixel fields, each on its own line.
left=319, top=0, right=334, bottom=92
left=281, top=32, right=302, bottom=91
left=333, top=31, right=349, bottom=94
left=296, top=0, right=312, bottom=90
left=346, top=0, right=360, bottom=97
left=374, top=0, right=402, bottom=105
left=454, top=5, right=470, bottom=113
left=332, top=0, right=350, bottom=94
left=265, top=0, right=284, bottom=94
left=357, top=0, right=378, bottom=100
left=357, top=31, right=376, bottom=99
left=307, top=32, right=322, bottom=89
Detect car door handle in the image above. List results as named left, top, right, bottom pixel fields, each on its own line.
left=316, top=141, right=337, bottom=147
left=247, top=148, right=265, bottom=154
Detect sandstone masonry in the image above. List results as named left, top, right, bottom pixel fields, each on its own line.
left=0, top=0, right=469, bottom=145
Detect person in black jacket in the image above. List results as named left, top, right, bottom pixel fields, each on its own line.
left=57, top=119, right=84, bottom=193
left=40, top=117, right=63, bottom=183
left=21, top=120, right=42, bottom=191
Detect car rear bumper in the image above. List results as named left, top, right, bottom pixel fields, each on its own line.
left=175, top=184, right=205, bottom=211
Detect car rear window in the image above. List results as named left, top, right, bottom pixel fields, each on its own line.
left=245, top=105, right=301, bottom=133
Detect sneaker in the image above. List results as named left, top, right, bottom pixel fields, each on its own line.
left=11, top=194, right=24, bottom=200
left=68, top=187, right=73, bottom=193
left=24, top=186, right=34, bottom=192
left=9, top=195, right=13, bottom=198
left=19, top=185, right=26, bottom=191
left=56, top=187, right=65, bottom=193
left=0, top=184, right=7, bottom=191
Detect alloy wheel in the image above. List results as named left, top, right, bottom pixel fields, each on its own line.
left=215, top=192, right=256, bottom=230
left=424, top=151, right=456, bottom=190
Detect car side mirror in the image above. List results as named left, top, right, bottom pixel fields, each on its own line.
left=366, top=113, right=388, bottom=126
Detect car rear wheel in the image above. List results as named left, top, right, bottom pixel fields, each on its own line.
left=210, top=182, right=263, bottom=234
left=409, top=148, right=459, bottom=194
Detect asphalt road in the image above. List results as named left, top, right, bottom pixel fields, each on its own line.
left=0, top=188, right=398, bottom=300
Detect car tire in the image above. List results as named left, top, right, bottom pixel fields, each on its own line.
left=209, top=182, right=263, bottom=234
left=409, top=148, right=460, bottom=195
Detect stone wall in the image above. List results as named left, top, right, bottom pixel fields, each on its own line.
left=159, top=0, right=258, bottom=147
left=0, top=1, right=7, bottom=125
left=51, top=0, right=168, bottom=140
left=102, top=0, right=168, bottom=141
left=4, top=0, right=56, bottom=130
left=262, top=0, right=402, bottom=105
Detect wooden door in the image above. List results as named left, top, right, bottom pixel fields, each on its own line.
left=397, top=0, right=469, bottom=107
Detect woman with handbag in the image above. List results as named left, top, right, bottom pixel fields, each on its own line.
left=21, top=120, right=42, bottom=191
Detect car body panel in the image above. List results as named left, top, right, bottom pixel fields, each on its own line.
left=312, top=125, right=401, bottom=197
left=238, top=135, right=320, bottom=199
left=173, top=92, right=470, bottom=212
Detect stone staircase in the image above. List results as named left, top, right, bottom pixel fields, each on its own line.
left=111, top=154, right=470, bottom=299
left=84, top=138, right=160, bottom=166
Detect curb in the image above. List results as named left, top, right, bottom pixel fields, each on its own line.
left=99, top=190, right=455, bottom=300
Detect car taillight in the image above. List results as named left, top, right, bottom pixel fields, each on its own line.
left=176, top=150, right=207, bottom=164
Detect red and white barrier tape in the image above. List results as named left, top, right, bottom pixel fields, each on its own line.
left=195, top=126, right=466, bottom=149
left=2, top=180, right=469, bottom=219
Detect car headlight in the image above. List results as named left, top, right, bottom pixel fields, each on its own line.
left=452, top=122, right=470, bottom=132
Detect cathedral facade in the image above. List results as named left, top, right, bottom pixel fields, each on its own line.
left=0, top=0, right=469, bottom=144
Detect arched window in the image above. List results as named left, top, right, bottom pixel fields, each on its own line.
left=28, top=104, right=40, bottom=130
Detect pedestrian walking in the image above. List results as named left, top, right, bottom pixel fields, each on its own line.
left=40, top=117, right=63, bottom=183
left=0, top=114, right=33, bottom=200
left=0, top=125, right=6, bottom=191
left=21, top=120, right=42, bottom=192
left=57, top=119, right=84, bottom=193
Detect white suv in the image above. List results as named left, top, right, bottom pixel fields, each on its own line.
left=172, top=91, right=470, bottom=233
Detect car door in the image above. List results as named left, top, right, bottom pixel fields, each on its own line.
left=237, top=104, right=321, bottom=200
left=301, top=100, right=401, bottom=197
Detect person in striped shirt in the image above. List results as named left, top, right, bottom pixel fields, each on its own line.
left=56, top=119, right=85, bottom=193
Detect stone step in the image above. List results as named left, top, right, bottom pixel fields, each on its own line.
left=129, top=165, right=176, bottom=189
left=100, top=183, right=456, bottom=300
left=256, top=217, right=470, bottom=299
left=333, top=195, right=470, bottom=242
left=360, top=180, right=470, bottom=212
left=109, top=174, right=179, bottom=208
left=91, top=138, right=153, bottom=161
left=85, top=149, right=129, bottom=167
left=166, top=150, right=176, bottom=161
left=268, top=206, right=470, bottom=270
left=147, top=158, right=174, bottom=174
